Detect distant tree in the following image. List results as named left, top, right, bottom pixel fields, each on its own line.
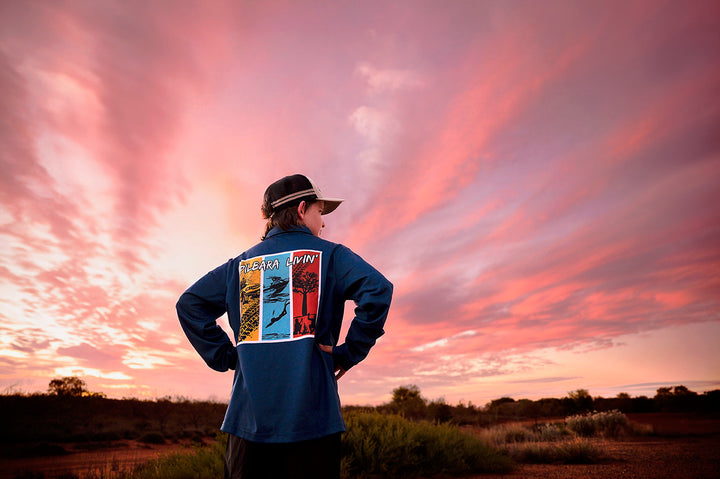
left=614, top=392, right=632, bottom=412
left=155, top=396, right=174, bottom=434
left=702, top=390, right=720, bottom=413
left=655, top=385, right=699, bottom=412
left=486, top=397, right=518, bottom=419
left=536, top=397, right=565, bottom=417
left=427, top=398, right=453, bottom=423
left=487, top=397, right=515, bottom=409
left=389, top=385, right=427, bottom=419
left=48, top=376, right=88, bottom=397
left=655, top=387, right=672, bottom=397
left=568, top=389, right=590, bottom=400
left=672, top=385, right=696, bottom=397
left=631, top=395, right=654, bottom=413
left=516, top=398, right=540, bottom=420
left=567, top=389, right=593, bottom=413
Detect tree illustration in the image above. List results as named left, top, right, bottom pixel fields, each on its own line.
left=293, top=269, right=318, bottom=316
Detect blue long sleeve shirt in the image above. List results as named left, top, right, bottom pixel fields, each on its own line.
left=176, top=226, right=393, bottom=442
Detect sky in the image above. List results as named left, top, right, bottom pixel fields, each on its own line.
left=1, top=0, right=719, bottom=407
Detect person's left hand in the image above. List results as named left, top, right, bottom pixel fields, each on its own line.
left=318, top=344, right=347, bottom=380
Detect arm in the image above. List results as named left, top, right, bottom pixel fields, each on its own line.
left=331, top=246, right=393, bottom=372
left=176, top=262, right=238, bottom=372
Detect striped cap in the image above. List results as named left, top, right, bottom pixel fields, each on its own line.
left=265, top=174, right=343, bottom=215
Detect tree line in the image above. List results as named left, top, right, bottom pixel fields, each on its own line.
left=1, top=377, right=227, bottom=446
left=29, top=377, right=720, bottom=419
left=3, top=377, right=717, bottom=445
left=365, top=384, right=720, bottom=425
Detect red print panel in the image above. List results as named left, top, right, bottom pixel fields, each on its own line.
left=291, top=250, right=320, bottom=338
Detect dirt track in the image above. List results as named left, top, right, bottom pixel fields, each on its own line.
left=0, top=441, right=193, bottom=479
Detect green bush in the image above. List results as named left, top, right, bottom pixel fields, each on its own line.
left=131, top=434, right=226, bottom=479
left=133, top=416, right=513, bottom=479
left=128, top=412, right=627, bottom=477
left=341, top=412, right=513, bottom=478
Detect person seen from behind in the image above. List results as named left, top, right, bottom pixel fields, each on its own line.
left=176, top=174, right=393, bottom=478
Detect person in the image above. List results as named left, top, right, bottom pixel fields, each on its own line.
left=176, top=174, right=393, bottom=479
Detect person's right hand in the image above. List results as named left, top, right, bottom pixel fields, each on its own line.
left=318, top=344, right=347, bottom=380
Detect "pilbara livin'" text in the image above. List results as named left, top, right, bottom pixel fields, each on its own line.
left=239, top=253, right=319, bottom=274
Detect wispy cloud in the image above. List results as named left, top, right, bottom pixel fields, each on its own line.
left=355, top=62, right=425, bottom=94
left=0, top=0, right=718, bottom=404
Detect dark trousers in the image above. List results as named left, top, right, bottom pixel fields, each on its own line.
left=224, top=432, right=341, bottom=479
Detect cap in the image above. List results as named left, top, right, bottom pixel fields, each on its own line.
left=265, top=174, right=344, bottom=215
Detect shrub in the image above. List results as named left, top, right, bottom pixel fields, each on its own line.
left=128, top=416, right=516, bottom=479
left=341, top=412, right=513, bottom=478
left=505, top=437, right=605, bottom=464
left=565, top=410, right=629, bottom=438
left=131, top=435, right=226, bottom=479
left=475, top=420, right=608, bottom=465
left=533, top=422, right=571, bottom=442
left=477, top=423, right=538, bottom=446
left=478, top=421, right=572, bottom=447
left=565, top=413, right=596, bottom=437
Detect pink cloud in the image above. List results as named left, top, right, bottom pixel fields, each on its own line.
left=0, top=0, right=718, bottom=405
left=56, top=343, right=126, bottom=369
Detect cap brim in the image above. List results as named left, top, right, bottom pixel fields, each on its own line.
left=319, top=198, right=343, bottom=215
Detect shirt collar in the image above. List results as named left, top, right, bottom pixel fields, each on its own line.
left=264, top=225, right=313, bottom=239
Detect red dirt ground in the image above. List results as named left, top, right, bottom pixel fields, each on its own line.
left=473, top=413, right=720, bottom=479
left=0, top=440, right=195, bottom=479
left=474, top=436, right=720, bottom=479
left=2, top=413, right=718, bottom=478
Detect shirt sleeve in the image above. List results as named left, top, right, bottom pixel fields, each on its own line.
left=176, top=261, right=238, bottom=372
left=332, top=245, right=393, bottom=371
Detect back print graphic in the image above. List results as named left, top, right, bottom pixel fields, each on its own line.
left=238, top=250, right=321, bottom=343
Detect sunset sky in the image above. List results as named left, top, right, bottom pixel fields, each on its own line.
left=1, top=0, right=719, bottom=406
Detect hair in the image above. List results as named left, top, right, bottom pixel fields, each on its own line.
left=261, top=195, right=316, bottom=240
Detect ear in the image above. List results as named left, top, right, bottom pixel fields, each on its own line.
left=297, top=201, right=306, bottom=219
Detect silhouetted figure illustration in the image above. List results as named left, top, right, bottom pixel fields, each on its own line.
left=266, top=300, right=289, bottom=329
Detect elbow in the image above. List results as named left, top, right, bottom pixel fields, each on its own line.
left=176, top=290, right=197, bottom=318
left=380, top=278, right=394, bottom=309
left=176, top=291, right=188, bottom=311
left=385, top=279, right=394, bottom=298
